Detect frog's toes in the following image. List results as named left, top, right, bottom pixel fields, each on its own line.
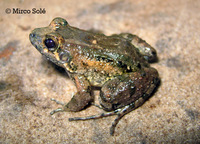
left=50, top=108, right=63, bottom=115
left=51, top=98, right=64, bottom=105
left=50, top=98, right=65, bottom=115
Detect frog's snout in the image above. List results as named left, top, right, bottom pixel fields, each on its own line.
left=29, top=30, right=44, bottom=53
left=29, top=32, right=36, bottom=45
left=29, top=33, right=35, bottom=40
left=29, top=32, right=38, bottom=48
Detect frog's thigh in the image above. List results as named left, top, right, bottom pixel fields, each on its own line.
left=63, top=75, right=93, bottom=112
left=100, top=67, right=159, bottom=110
left=100, top=74, right=136, bottom=110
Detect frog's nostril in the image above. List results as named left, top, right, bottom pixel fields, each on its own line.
left=30, top=33, right=35, bottom=38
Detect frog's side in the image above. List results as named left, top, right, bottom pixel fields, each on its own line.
left=29, top=17, right=159, bottom=135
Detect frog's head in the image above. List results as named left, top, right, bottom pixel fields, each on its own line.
left=29, top=17, right=75, bottom=72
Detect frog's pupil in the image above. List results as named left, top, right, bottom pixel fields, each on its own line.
left=44, top=38, right=56, bottom=51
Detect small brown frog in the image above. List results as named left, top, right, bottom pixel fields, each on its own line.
left=29, top=17, right=159, bottom=135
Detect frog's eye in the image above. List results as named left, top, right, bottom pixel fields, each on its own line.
left=50, top=17, right=68, bottom=29
left=44, top=38, right=57, bottom=52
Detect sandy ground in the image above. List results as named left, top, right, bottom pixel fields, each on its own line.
left=0, top=0, right=199, bottom=143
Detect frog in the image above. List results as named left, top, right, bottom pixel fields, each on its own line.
left=29, top=17, right=160, bottom=135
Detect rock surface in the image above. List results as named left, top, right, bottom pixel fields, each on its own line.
left=0, top=0, right=199, bottom=143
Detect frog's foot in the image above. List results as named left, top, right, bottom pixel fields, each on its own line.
left=69, top=103, right=135, bottom=136
left=68, top=109, right=120, bottom=135
left=50, top=108, right=64, bottom=115
left=50, top=98, right=65, bottom=115
left=50, top=91, right=93, bottom=114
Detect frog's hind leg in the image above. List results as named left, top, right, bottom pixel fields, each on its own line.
left=69, top=103, right=136, bottom=135
left=109, top=103, right=137, bottom=135
left=119, top=33, right=157, bottom=62
left=68, top=109, right=120, bottom=122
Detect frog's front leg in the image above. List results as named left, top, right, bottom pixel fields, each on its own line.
left=50, top=74, right=92, bottom=114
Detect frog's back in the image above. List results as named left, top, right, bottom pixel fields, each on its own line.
left=46, top=18, right=149, bottom=70
left=29, top=17, right=152, bottom=87
left=94, top=34, right=149, bottom=66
